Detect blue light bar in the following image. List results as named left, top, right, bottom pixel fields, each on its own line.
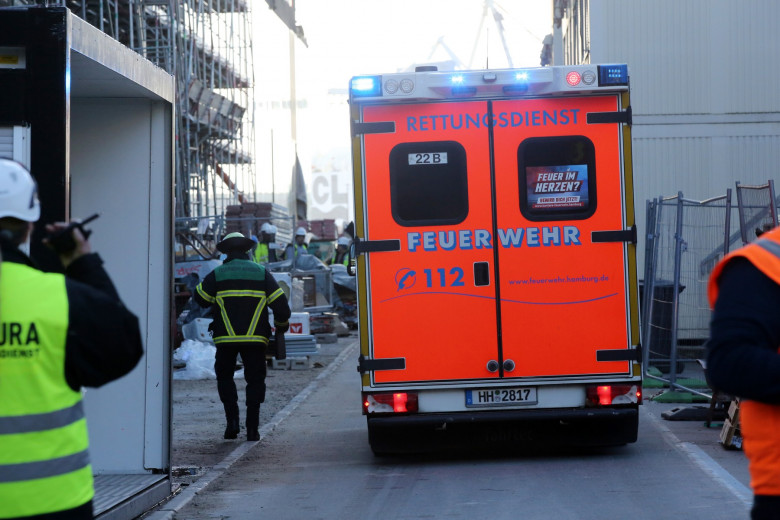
left=451, top=74, right=464, bottom=84
left=350, top=76, right=382, bottom=97
left=451, top=86, right=477, bottom=97
left=515, top=72, right=529, bottom=81
left=597, top=64, right=628, bottom=86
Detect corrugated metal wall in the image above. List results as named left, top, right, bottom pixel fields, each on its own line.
left=590, top=0, right=780, bottom=115
left=560, top=0, right=780, bottom=268
left=633, top=134, right=780, bottom=204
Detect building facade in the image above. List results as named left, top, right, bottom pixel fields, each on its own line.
left=553, top=0, right=780, bottom=235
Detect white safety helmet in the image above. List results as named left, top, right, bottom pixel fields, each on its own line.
left=260, top=222, right=277, bottom=234
left=0, top=158, right=40, bottom=222
left=337, top=236, right=350, bottom=247
left=295, top=227, right=307, bottom=237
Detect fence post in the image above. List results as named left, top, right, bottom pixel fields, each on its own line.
left=724, top=188, right=732, bottom=257
left=669, top=192, right=685, bottom=386
left=769, top=179, right=778, bottom=227
left=736, top=182, right=746, bottom=245
left=641, top=198, right=656, bottom=370
left=644, top=196, right=666, bottom=373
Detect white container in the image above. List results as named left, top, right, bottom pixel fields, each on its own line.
left=181, top=318, right=213, bottom=343
left=269, top=311, right=310, bottom=335
left=288, top=312, right=310, bottom=335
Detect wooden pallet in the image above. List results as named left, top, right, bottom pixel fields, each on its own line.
left=719, top=398, right=743, bottom=450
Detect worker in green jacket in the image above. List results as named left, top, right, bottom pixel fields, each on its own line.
left=193, top=232, right=291, bottom=441
left=0, top=158, right=143, bottom=520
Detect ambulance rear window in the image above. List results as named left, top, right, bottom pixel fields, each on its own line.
left=517, top=136, right=596, bottom=221
left=389, top=141, right=468, bottom=226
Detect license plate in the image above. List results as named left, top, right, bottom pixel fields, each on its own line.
left=465, top=387, right=538, bottom=407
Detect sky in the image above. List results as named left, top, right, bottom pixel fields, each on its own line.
left=252, top=0, right=554, bottom=221
left=295, top=0, right=553, bottom=90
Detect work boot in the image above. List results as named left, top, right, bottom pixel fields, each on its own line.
left=223, top=406, right=240, bottom=440
left=246, top=406, right=260, bottom=441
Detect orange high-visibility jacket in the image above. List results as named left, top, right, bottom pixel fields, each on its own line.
left=709, top=226, right=780, bottom=495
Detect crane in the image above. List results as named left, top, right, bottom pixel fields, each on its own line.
left=469, top=0, right=513, bottom=68
left=426, top=0, right=514, bottom=70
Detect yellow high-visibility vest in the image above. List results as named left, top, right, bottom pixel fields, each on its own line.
left=0, top=262, right=93, bottom=518
left=253, top=243, right=269, bottom=264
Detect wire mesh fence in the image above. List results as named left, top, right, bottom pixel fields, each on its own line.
left=736, top=180, right=778, bottom=245
left=642, top=180, right=780, bottom=400
left=642, top=191, right=732, bottom=397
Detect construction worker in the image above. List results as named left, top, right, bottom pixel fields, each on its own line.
left=707, top=225, right=780, bottom=520
left=327, top=236, right=352, bottom=267
left=253, top=222, right=280, bottom=264
left=0, top=159, right=143, bottom=520
left=284, top=226, right=308, bottom=260
left=192, top=232, right=290, bottom=441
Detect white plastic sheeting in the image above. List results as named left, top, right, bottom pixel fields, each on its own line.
left=173, top=340, right=246, bottom=380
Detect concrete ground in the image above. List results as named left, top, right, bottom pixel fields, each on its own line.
left=146, top=335, right=751, bottom=518
left=167, top=333, right=356, bottom=489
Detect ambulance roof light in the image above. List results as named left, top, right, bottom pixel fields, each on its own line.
left=597, top=64, right=628, bottom=86
left=350, top=75, right=382, bottom=97
left=451, top=74, right=464, bottom=84
left=503, top=71, right=530, bottom=94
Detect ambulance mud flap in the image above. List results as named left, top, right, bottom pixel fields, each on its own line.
left=358, top=354, right=405, bottom=374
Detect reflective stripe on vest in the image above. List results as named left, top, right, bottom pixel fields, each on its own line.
left=708, top=227, right=780, bottom=308
left=215, top=290, right=267, bottom=340
left=0, top=449, right=90, bottom=483
left=329, top=254, right=350, bottom=267
left=0, top=400, right=84, bottom=434
left=0, top=262, right=94, bottom=517
left=203, top=260, right=273, bottom=345
left=757, top=236, right=780, bottom=258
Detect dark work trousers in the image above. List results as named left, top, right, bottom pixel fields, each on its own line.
left=214, top=343, right=267, bottom=413
left=753, top=496, right=780, bottom=520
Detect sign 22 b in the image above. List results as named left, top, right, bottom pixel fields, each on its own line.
left=407, top=152, right=448, bottom=165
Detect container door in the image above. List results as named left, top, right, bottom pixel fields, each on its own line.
left=360, top=101, right=499, bottom=384
left=491, top=95, right=632, bottom=378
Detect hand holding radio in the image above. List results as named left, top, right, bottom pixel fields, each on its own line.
left=44, top=213, right=99, bottom=266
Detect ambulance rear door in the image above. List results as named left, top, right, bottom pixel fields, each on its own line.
left=491, top=94, right=635, bottom=379
left=354, top=67, right=636, bottom=386
left=358, top=99, right=498, bottom=384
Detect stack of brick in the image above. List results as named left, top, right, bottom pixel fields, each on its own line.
left=223, top=203, right=293, bottom=246
left=224, top=205, right=244, bottom=234
left=308, top=219, right=337, bottom=240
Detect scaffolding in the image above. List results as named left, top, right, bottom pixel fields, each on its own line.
left=1, top=0, right=257, bottom=257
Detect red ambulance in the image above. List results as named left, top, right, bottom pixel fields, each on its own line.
left=348, top=65, right=641, bottom=454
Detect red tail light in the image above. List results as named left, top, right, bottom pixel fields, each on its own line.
left=362, top=392, right=419, bottom=415
left=586, top=385, right=641, bottom=406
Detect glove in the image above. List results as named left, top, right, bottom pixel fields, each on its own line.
left=275, top=321, right=289, bottom=334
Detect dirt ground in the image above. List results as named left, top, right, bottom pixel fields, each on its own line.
left=170, top=333, right=357, bottom=488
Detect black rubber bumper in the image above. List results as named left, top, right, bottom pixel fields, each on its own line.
left=366, top=407, right=639, bottom=454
